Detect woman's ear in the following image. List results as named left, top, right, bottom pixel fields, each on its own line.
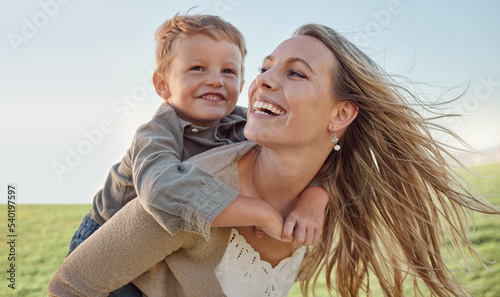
left=329, top=100, right=358, bottom=133
left=153, top=72, right=170, bottom=101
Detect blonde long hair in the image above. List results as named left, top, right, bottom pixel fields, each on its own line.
left=296, top=24, right=499, bottom=297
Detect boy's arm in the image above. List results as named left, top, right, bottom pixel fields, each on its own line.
left=282, top=186, right=329, bottom=248
left=47, top=199, right=195, bottom=297
left=211, top=194, right=283, bottom=240
left=132, top=105, right=240, bottom=240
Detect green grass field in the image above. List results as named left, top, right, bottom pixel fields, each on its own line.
left=1, top=162, right=499, bottom=296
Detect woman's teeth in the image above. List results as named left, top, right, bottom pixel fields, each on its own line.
left=253, top=101, right=285, bottom=115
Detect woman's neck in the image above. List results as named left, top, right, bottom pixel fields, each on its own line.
left=238, top=144, right=329, bottom=215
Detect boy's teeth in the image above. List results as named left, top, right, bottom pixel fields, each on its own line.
left=203, top=95, right=222, bottom=100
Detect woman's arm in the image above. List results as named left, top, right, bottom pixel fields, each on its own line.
left=47, top=199, right=199, bottom=297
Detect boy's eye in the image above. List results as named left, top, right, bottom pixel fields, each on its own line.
left=190, top=66, right=203, bottom=71
left=223, top=68, right=236, bottom=75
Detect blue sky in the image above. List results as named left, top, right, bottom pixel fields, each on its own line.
left=1, top=0, right=499, bottom=204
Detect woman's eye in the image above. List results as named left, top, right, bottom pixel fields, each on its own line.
left=288, top=69, right=307, bottom=79
left=258, top=67, right=268, bottom=74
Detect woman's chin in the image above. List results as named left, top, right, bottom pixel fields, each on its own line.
left=244, top=125, right=280, bottom=146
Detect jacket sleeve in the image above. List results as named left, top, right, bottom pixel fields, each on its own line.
left=132, top=105, right=239, bottom=240
left=47, top=199, right=198, bottom=297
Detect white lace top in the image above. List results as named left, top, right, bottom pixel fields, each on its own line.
left=215, top=229, right=306, bottom=297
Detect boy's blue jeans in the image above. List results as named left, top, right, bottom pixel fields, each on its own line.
left=68, top=213, right=143, bottom=297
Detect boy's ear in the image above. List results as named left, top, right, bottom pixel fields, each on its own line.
left=329, top=100, right=358, bottom=135
left=153, top=72, right=170, bottom=100
left=239, top=80, right=245, bottom=94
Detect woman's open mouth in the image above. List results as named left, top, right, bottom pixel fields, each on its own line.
left=253, top=100, right=285, bottom=116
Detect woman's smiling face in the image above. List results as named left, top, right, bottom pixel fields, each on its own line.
left=244, top=35, right=339, bottom=148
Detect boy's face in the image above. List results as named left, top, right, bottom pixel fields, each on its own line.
left=155, top=34, right=243, bottom=127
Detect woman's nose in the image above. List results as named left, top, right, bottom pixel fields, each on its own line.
left=256, top=70, right=276, bottom=90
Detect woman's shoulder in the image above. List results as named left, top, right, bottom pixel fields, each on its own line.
left=188, top=141, right=257, bottom=176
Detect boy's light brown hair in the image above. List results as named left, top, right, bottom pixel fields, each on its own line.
left=155, top=13, right=247, bottom=81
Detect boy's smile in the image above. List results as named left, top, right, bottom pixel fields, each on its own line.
left=154, top=33, right=243, bottom=127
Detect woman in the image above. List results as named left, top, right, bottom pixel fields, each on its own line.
left=48, top=24, right=499, bottom=297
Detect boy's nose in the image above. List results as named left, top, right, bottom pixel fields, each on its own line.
left=206, top=72, right=224, bottom=88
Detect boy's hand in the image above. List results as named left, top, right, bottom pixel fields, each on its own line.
left=282, top=186, right=329, bottom=248
left=254, top=208, right=283, bottom=241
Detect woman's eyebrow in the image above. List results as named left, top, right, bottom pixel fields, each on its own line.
left=263, top=55, right=273, bottom=63
left=263, top=55, right=314, bottom=73
left=287, top=57, right=313, bottom=72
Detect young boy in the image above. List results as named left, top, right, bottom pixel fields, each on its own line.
left=67, top=14, right=328, bottom=295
